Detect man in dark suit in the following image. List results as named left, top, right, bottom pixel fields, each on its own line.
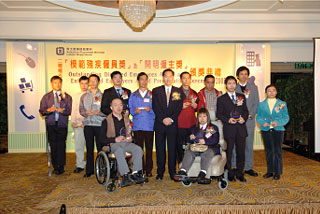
left=39, top=76, right=72, bottom=175
left=217, top=76, right=249, bottom=182
left=101, top=71, right=131, bottom=116
left=152, top=69, right=184, bottom=180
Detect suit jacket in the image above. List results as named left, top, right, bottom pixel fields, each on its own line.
left=152, top=85, right=184, bottom=131
left=216, top=93, right=249, bottom=138
left=235, top=82, right=259, bottom=128
left=256, top=98, right=289, bottom=131
left=39, top=91, right=72, bottom=128
left=100, top=87, right=131, bottom=116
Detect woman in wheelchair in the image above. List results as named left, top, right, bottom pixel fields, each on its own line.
left=99, top=98, right=148, bottom=187
left=174, top=108, right=220, bottom=184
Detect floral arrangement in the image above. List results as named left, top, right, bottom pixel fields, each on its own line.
left=275, top=103, right=285, bottom=113
left=244, top=89, right=250, bottom=98
left=236, top=96, right=244, bottom=106
left=172, top=91, right=181, bottom=100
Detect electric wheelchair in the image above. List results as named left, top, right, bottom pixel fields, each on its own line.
left=178, top=120, right=228, bottom=190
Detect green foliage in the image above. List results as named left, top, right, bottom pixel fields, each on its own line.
left=275, top=73, right=313, bottom=142
left=0, top=74, right=7, bottom=135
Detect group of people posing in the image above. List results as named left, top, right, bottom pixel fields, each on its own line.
left=39, top=66, right=289, bottom=187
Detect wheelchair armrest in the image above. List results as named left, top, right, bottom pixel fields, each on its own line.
left=219, top=139, right=227, bottom=151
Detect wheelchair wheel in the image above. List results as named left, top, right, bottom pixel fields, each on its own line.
left=95, top=151, right=110, bottom=185
left=218, top=178, right=228, bottom=190
left=106, top=182, right=117, bottom=192
left=182, top=180, right=192, bottom=187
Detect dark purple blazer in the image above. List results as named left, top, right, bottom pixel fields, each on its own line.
left=39, top=91, right=72, bottom=128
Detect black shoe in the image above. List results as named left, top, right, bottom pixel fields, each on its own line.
left=156, top=174, right=163, bottom=180
left=273, top=174, right=280, bottom=180
left=146, top=172, right=152, bottom=178
left=228, top=176, right=236, bottom=182
left=83, top=173, right=93, bottom=178
left=131, top=171, right=148, bottom=184
left=73, top=167, right=84, bottom=173
left=245, top=169, right=258, bottom=177
left=197, top=171, right=211, bottom=184
left=263, top=172, right=273, bottom=179
left=173, top=170, right=187, bottom=181
left=236, top=175, right=247, bottom=183
left=57, top=169, right=65, bottom=175
left=52, top=169, right=59, bottom=175
left=121, top=174, right=133, bottom=187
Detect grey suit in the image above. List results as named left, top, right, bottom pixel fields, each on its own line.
left=232, top=82, right=259, bottom=171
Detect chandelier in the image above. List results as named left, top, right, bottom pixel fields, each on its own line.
left=118, top=0, right=157, bottom=28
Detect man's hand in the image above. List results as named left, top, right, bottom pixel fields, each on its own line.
left=85, top=110, right=94, bottom=116
left=144, top=106, right=151, bottom=112
left=115, top=136, right=125, bottom=143
left=125, top=136, right=133, bottom=143
left=191, top=102, right=198, bottom=109
left=238, top=116, right=245, bottom=124
left=263, top=123, right=270, bottom=127
left=135, top=108, right=142, bottom=114
left=56, top=108, right=64, bottom=113
left=162, top=118, right=172, bottom=126
left=190, top=134, right=196, bottom=140
left=198, top=139, right=206, bottom=145
left=229, top=118, right=237, bottom=124
left=124, top=109, right=130, bottom=117
left=183, top=102, right=190, bottom=109
left=93, top=110, right=100, bottom=115
left=248, top=115, right=252, bottom=120
left=102, top=146, right=110, bottom=152
left=271, top=121, right=278, bottom=127
left=47, top=105, right=56, bottom=112
left=72, top=122, right=77, bottom=128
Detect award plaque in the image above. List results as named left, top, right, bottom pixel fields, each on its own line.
left=231, top=110, right=241, bottom=121
left=120, top=126, right=132, bottom=139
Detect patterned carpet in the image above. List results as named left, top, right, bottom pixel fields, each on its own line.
left=0, top=150, right=320, bottom=213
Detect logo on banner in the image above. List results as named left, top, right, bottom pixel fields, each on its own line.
left=18, top=78, right=33, bottom=93
left=19, top=105, right=35, bottom=120
left=246, top=51, right=261, bottom=67
left=56, top=47, right=65, bottom=55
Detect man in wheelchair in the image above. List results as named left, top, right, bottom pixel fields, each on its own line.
left=174, top=108, right=220, bottom=184
left=99, top=98, right=148, bottom=187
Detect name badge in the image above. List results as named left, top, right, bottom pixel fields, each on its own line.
left=205, top=133, right=212, bottom=138
left=144, top=98, right=150, bottom=103
left=94, top=101, right=101, bottom=106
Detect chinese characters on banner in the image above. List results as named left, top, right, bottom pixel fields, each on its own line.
left=47, top=43, right=236, bottom=98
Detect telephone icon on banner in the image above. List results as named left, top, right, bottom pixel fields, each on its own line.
left=19, top=105, right=35, bottom=120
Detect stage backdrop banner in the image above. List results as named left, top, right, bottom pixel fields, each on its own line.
left=7, top=42, right=46, bottom=153
left=46, top=43, right=235, bottom=152
left=314, top=38, right=320, bottom=153
left=236, top=43, right=271, bottom=149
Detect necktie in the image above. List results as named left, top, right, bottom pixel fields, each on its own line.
left=231, top=94, right=236, bottom=104
left=166, top=88, right=170, bottom=107
left=54, top=92, right=60, bottom=121
left=116, top=89, right=121, bottom=97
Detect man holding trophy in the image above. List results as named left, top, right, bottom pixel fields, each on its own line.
left=217, top=76, right=249, bottom=183
left=39, top=76, right=72, bottom=175
left=79, top=74, right=105, bottom=178
left=129, top=72, right=155, bottom=178
left=100, top=98, right=147, bottom=187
